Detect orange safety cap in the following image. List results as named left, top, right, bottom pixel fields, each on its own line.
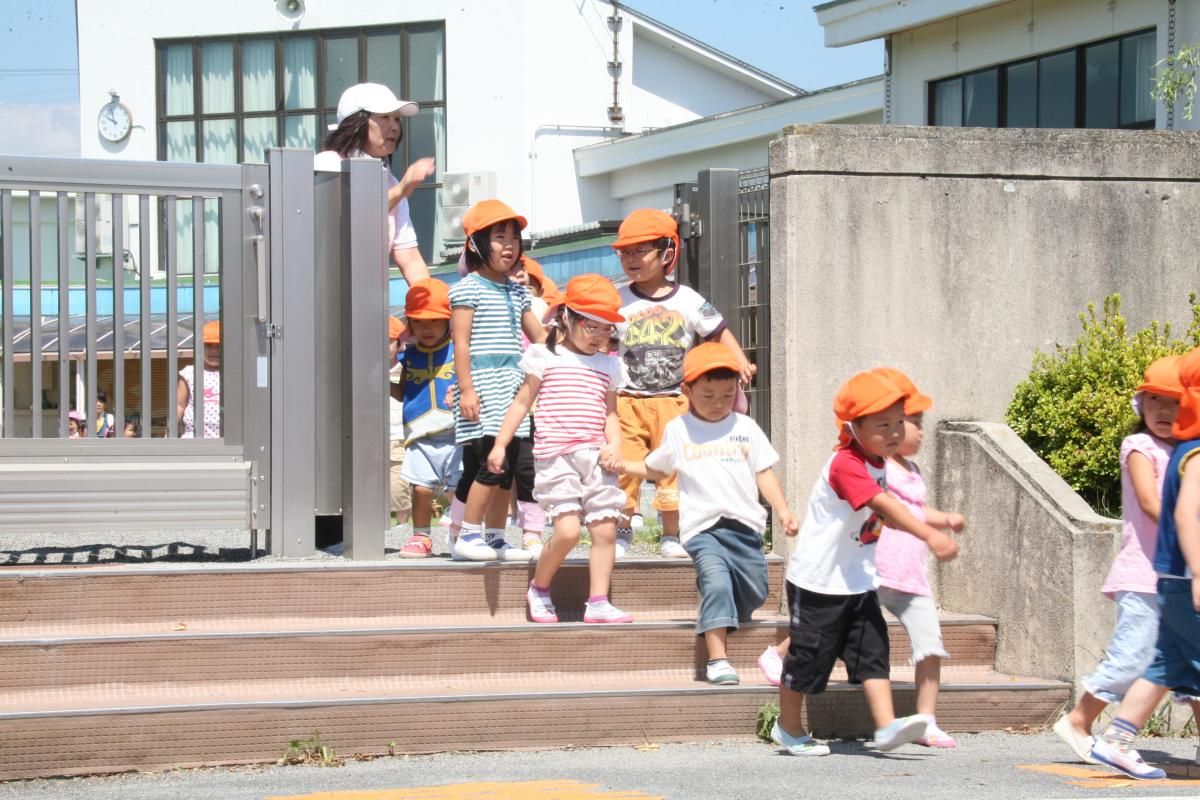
left=563, top=273, right=624, bottom=324
left=1171, top=347, right=1200, bottom=440
left=202, top=320, right=220, bottom=344
left=833, top=370, right=908, bottom=447
left=1136, top=354, right=1184, bottom=400
left=462, top=199, right=527, bottom=237
left=405, top=278, right=452, bottom=321
left=389, top=316, right=405, bottom=340
left=870, top=367, right=932, bottom=415
left=683, top=342, right=742, bottom=384
left=540, top=277, right=564, bottom=309
left=521, top=256, right=545, bottom=286
left=611, top=209, right=680, bottom=272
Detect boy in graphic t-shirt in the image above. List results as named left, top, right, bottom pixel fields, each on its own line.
left=770, top=370, right=959, bottom=758
left=611, top=209, right=755, bottom=559
left=622, top=343, right=798, bottom=684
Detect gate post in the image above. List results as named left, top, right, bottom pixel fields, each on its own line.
left=267, top=148, right=317, bottom=556
left=691, top=169, right=740, bottom=322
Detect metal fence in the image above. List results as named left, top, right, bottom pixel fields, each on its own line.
left=736, top=168, right=770, bottom=437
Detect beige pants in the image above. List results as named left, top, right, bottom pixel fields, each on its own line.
left=390, top=439, right=412, bottom=518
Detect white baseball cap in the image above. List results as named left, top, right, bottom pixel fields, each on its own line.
left=328, top=83, right=420, bottom=131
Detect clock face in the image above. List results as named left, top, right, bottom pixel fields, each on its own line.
left=98, top=101, right=132, bottom=143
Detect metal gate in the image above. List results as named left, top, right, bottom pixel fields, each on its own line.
left=0, top=150, right=390, bottom=558
left=673, top=167, right=771, bottom=436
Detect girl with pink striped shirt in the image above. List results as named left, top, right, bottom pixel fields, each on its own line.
left=487, top=274, right=632, bottom=624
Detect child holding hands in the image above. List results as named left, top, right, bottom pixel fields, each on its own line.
left=623, top=342, right=796, bottom=684
left=488, top=274, right=630, bottom=623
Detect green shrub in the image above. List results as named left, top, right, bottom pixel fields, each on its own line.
left=1006, top=293, right=1200, bottom=517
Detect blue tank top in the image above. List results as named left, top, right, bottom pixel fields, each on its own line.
left=1154, top=438, right=1200, bottom=578
left=400, top=339, right=456, bottom=443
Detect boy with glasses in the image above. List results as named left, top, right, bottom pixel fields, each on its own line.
left=610, top=209, right=755, bottom=558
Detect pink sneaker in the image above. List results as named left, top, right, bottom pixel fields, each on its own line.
left=398, top=535, right=432, bottom=559
left=526, top=586, right=558, bottom=624
left=915, top=722, right=957, bottom=748
left=758, top=645, right=783, bottom=686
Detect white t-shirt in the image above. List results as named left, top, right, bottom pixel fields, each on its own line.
left=645, top=411, right=777, bottom=543
left=314, top=150, right=418, bottom=251
left=615, top=283, right=726, bottom=396
left=786, top=448, right=888, bottom=595
left=521, top=344, right=623, bottom=459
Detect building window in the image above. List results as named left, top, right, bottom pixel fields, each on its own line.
left=157, top=24, right=446, bottom=264
left=929, top=29, right=1156, bottom=130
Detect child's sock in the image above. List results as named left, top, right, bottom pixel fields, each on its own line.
left=411, top=526, right=431, bottom=539
left=485, top=527, right=508, bottom=547
left=529, top=580, right=552, bottom=597
left=459, top=521, right=485, bottom=543
left=586, top=594, right=610, bottom=607
left=1100, top=717, right=1140, bottom=748
left=448, top=497, right=466, bottom=539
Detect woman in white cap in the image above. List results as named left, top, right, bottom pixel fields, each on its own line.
left=315, top=82, right=435, bottom=284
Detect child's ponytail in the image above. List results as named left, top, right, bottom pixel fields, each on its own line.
left=544, top=306, right=571, bottom=353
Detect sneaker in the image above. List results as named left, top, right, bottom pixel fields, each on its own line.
left=488, top=536, right=533, bottom=562
left=583, top=601, right=634, bottom=624
left=398, top=535, right=432, bottom=559
left=873, top=714, right=932, bottom=752
left=770, top=720, right=831, bottom=756
left=451, top=534, right=498, bottom=562
left=757, top=645, right=783, bottom=687
left=526, top=586, right=558, bottom=624
left=915, top=721, right=957, bottom=748
left=630, top=514, right=644, bottom=529
left=660, top=536, right=689, bottom=559
left=1090, top=738, right=1166, bottom=780
left=706, top=659, right=739, bottom=685
left=320, top=541, right=344, bottom=556
left=1052, top=715, right=1097, bottom=764
left=615, top=528, right=633, bottom=559
left=522, top=532, right=544, bottom=559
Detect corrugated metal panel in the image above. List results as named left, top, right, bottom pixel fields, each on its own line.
left=0, top=445, right=250, bottom=532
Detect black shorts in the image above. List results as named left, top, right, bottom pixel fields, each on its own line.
left=454, top=435, right=534, bottom=501
left=780, top=582, right=890, bottom=695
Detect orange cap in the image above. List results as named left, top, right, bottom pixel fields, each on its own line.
left=870, top=367, right=932, bottom=415
left=683, top=342, right=742, bottom=384
left=540, top=277, right=564, bottom=308
left=1136, top=355, right=1184, bottom=400
left=833, top=370, right=908, bottom=447
left=521, top=256, right=545, bottom=286
left=1171, top=348, right=1200, bottom=440
left=389, top=316, right=405, bottom=340
left=405, top=278, right=452, bottom=320
left=563, top=274, right=624, bottom=324
left=462, top=199, right=527, bottom=237
left=611, top=209, right=680, bottom=272
left=202, top=320, right=220, bottom=344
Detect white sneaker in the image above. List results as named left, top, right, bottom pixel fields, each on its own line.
left=630, top=514, right=644, bottom=528
left=522, top=533, right=544, bottom=559
left=488, top=537, right=533, bottom=562
left=526, top=586, right=558, bottom=624
left=660, top=536, right=689, bottom=559
left=873, top=714, right=932, bottom=752
left=705, top=659, right=739, bottom=685
left=451, top=534, right=498, bottom=562
left=1052, top=715, right=1098, bottom=764
left=615, top=528, right=633, bottom=559
left=583, top=601, right=634, bottom=624
left=770, top=721, right=830, bottom=756
left=1090, top=738, right=1166, bottom=780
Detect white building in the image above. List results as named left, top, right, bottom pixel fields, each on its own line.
left=816, top=0, right=1198, bottom=131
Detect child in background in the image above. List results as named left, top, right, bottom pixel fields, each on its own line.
left=1054, top=355, right=1185, bottom=763
left=772, top=370, right=959, bottom=757
left=95, top=390, right=115, bottom=438
left=488, top=274, right=630, bottom=623
left=611, top=209, right=755, bottom=559
left=449, top=200, right=545, bottom=562
left=388, top=316, right=412, bottom=532
left=624, top=342, right=797, bottom=683
left=1087, top=347, right=1200, bottom=780
left=177, top=321, right=222, bottom=439
left=67, top=410, right=85, bottom=438
left=396, top=279, right=462, bottom=558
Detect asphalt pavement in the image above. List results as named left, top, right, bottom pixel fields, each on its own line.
left=1, top=732, right=1197, bottom=800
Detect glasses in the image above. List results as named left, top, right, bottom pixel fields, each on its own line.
left=579, top=320, right=615, bottom=337
left=616, top=247, right=659, bottom=261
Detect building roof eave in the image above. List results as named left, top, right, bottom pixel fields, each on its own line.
left=814, top=0, right=1010, bottom=47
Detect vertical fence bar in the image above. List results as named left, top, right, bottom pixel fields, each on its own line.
left=84, top=193, right=97, bottom=440
left=111, top=194, right=125, bottom=437
left=139, top=195, right=151, bottom=437
left=166, top=196, right=178, bottom=437
left=239, top=164, right=272, bottom=543
left=0, top=190, right=13, bottom=437
left=218, top=191, right=242, bottom=447
left=57, top=192, right=69, bottom=436
left=29, top=192, right=42, bottom=438
left=192, top=196, right=205, bottom=437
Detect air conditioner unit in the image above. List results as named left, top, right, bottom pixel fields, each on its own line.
left=441, top=171, right=497, bottom=239
left=74, top=195, right=114, bottom=257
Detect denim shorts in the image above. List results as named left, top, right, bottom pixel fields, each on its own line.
left=1143, top=578, right=1200, bottom=697
left=680, top=519, right=769, bottom=636
left=1081, top=590, right=1159, bottom=703
left=401, top=434, right=463, bottom=494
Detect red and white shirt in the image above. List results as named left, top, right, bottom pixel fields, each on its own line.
left=521, top=344, right=623, bottom=459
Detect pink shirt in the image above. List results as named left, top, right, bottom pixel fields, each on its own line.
left=521, top=344, right=622, bottom=459
left=1102, top=433, right=1174, bottom=596
left=875, top=458, right=932, bottom=596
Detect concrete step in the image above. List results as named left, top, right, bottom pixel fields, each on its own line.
left=0, top=672, right=1070, bottom=780
left=0, top=617, right=998, bottom=694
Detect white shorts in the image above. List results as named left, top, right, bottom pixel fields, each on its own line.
left=877, top=586, right=949, bottom=665
left=533, top=447, right=625, bottom=524
left=401, top=434, right=463, bottom=494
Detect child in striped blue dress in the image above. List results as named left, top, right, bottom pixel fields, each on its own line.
left=449, top=200, right=546, bottom=561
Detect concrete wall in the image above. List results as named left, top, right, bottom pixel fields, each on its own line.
left=932, top=422, right=1119, bottom=682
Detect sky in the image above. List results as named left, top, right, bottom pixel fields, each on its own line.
left=0, top=0, right=882, bottom=158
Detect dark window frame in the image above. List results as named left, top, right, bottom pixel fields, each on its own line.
left=927, top=28, right=1155, bottom=130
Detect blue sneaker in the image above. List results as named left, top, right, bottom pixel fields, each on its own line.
left=771, top=721, right=830, bottom=756
left=1090, top=738, right=1166, bottom=780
